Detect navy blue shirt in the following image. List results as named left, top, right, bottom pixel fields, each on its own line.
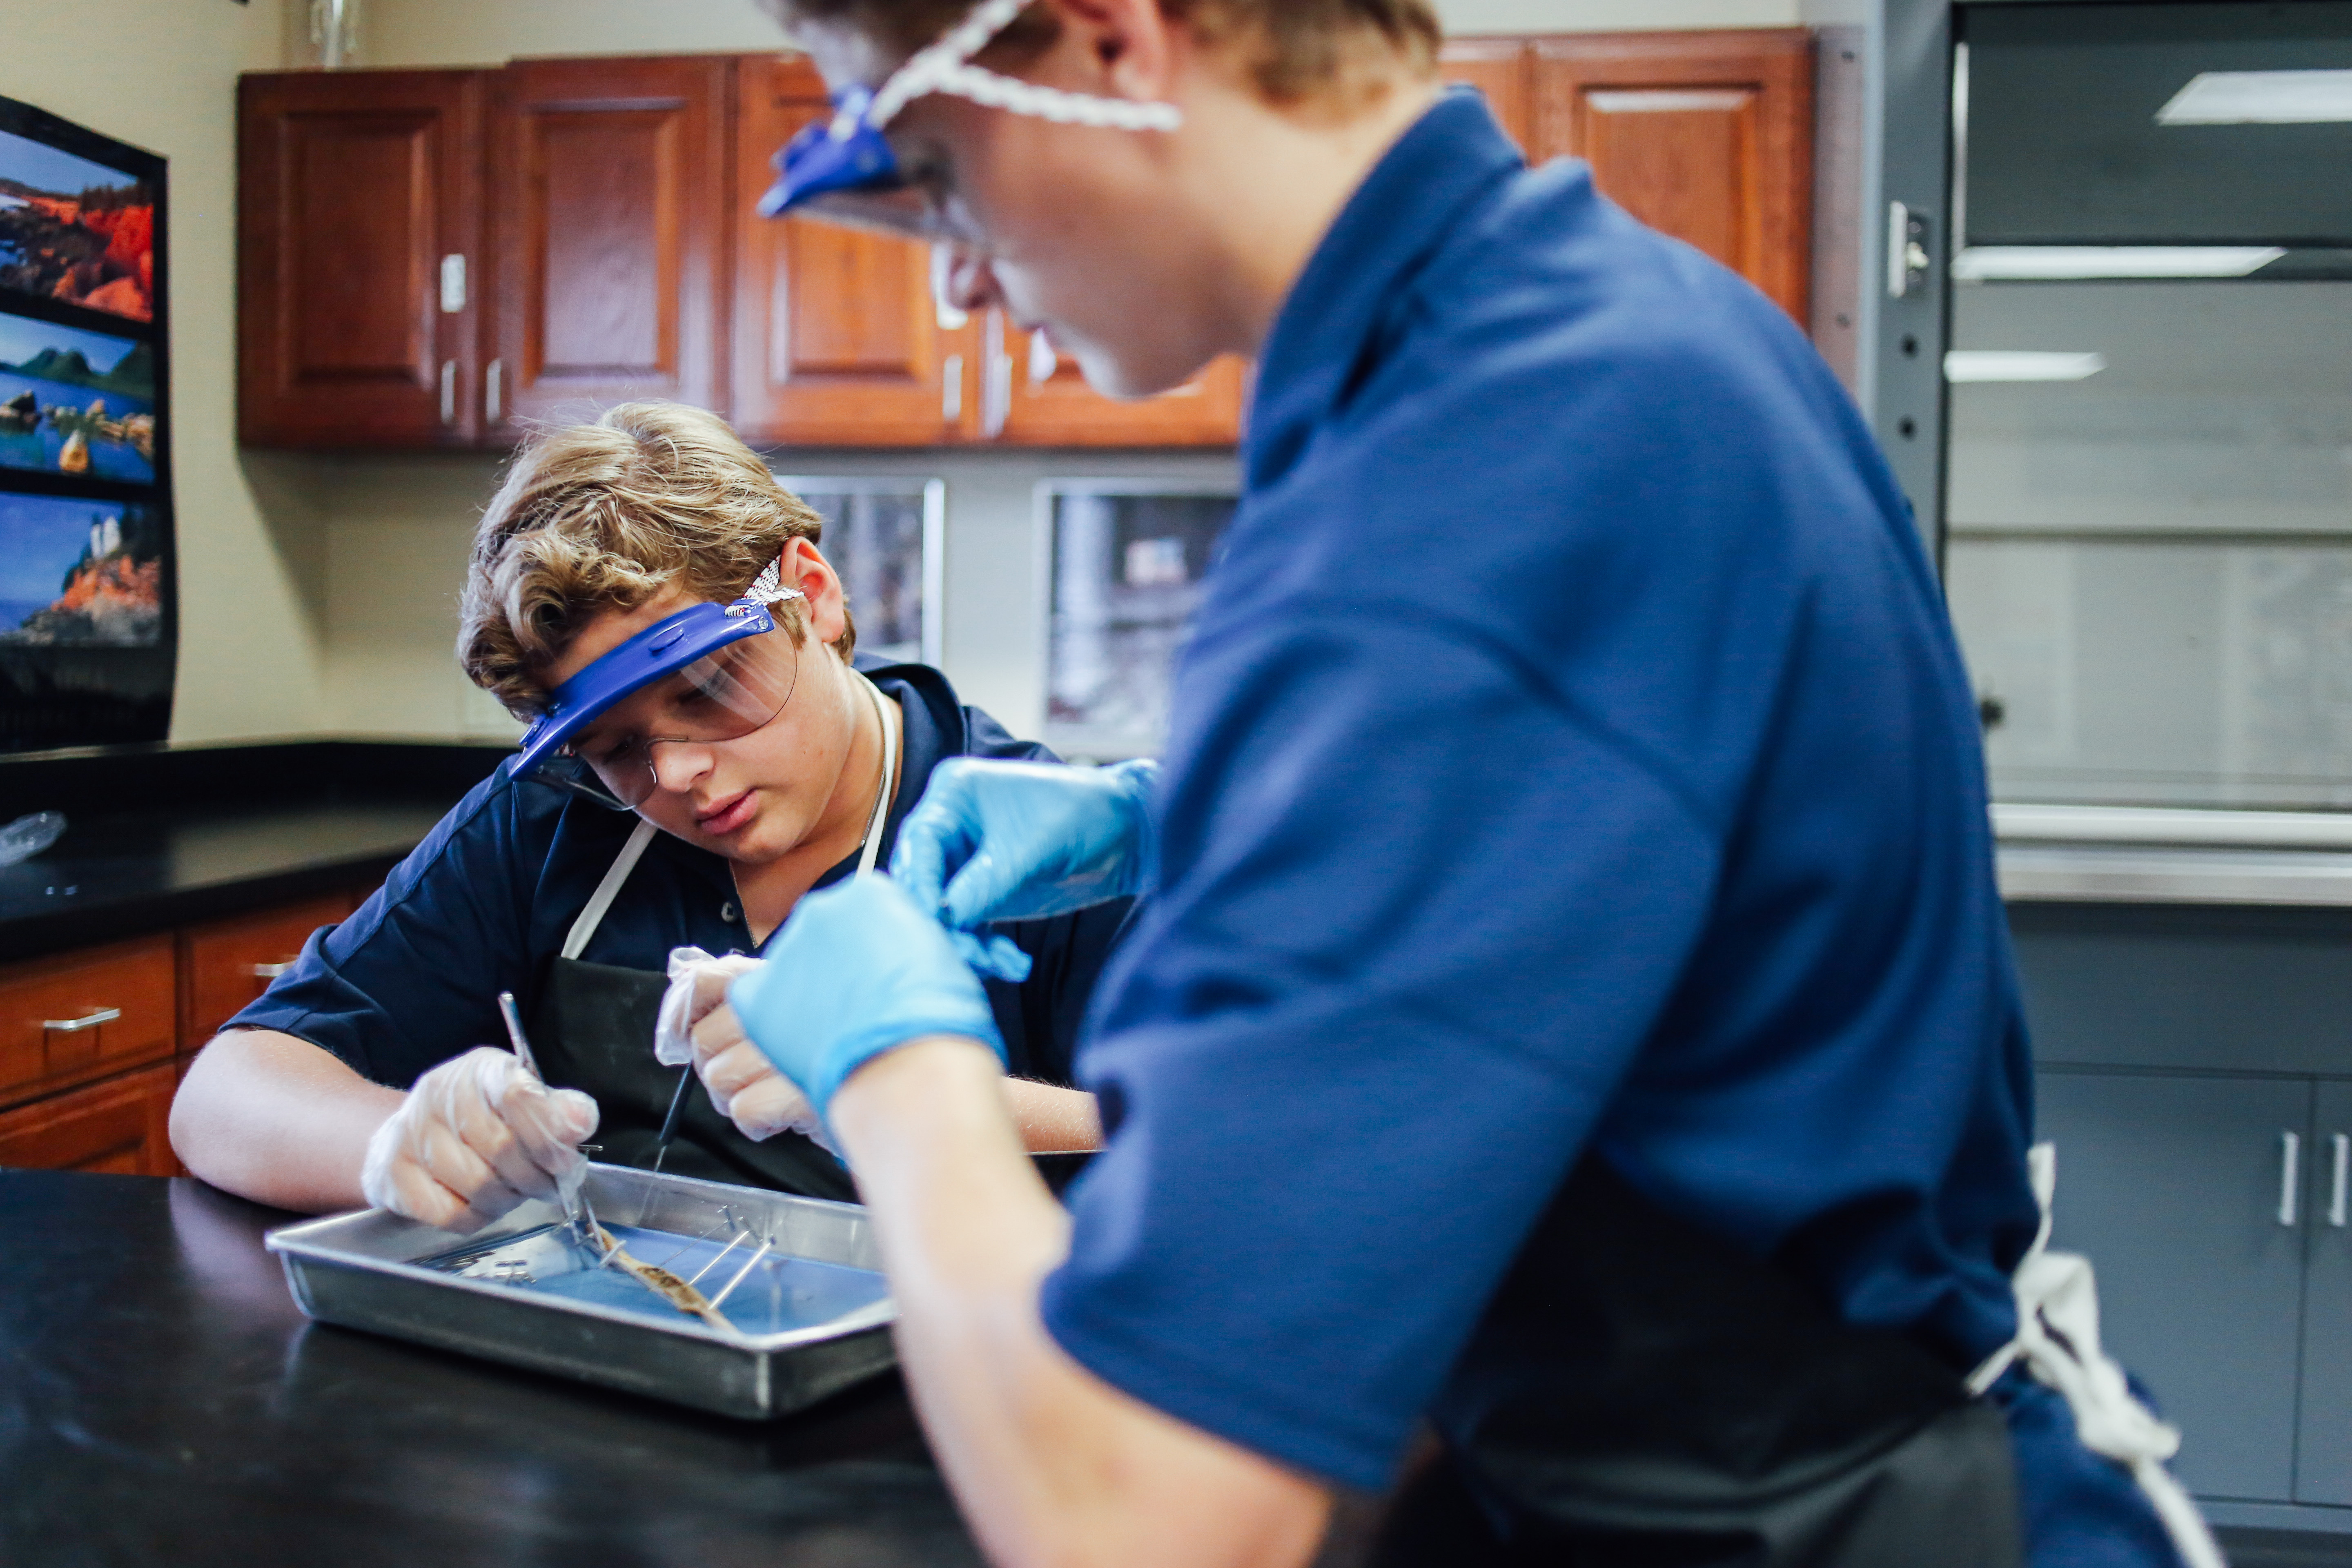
left=234, top=664, right=1125, bottom=1182
left=1038, top=95, right=2175, bottom=1563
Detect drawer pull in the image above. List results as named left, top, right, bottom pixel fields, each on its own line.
left=2281, top=1131, right=2303, bottom=1227
left=249, top=962, right=292, bottom=980
left=43, top=1007, right=120, bottom=1034
left=2332, top=1133, right=2349, bottom=1229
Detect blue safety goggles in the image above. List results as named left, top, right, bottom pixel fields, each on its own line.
left=514, top=594, right=794, bottom=805
left=757, top=0, right=1181, bottom=238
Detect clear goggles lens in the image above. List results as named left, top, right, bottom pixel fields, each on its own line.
left=565, top=627, right=800, bottom=807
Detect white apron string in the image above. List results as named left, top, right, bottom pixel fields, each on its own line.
left=563, top=818, right=659, bottom=961
left=851, top=670, right=899, bottom=879
left=1967, top=1143, right=2226, bottom=1568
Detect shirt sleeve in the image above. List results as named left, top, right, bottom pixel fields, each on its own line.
left=226, top=768, right=539, bottom=1088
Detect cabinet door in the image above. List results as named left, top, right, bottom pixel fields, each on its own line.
left=2035, top=1070, right=2310, bottom=1501
left=733, top=56, right=979, bottom=448
left=0, top=936, right=177, bottom=1106
left=1531, top=31, right=1814, bottom=323
left=0, top=1064, right=176, bottom=1176
left=983, top=312, right=1246, bottom=448
left=238, top=70, right=485, bottom=447
left=2297, top=1082, right=2352, bottom=1504
left=1440, top=38, right=1534, bottom=153
left=177, top=894, right=350, bottom=1049
left=485, top=56, right=732, bottom=435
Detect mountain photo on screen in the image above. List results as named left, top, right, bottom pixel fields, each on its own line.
left=0, top=308, right=154, bottom=484
left=0, top=127, right=153, bottom=323
left=0, top=491, right=163, bottom=646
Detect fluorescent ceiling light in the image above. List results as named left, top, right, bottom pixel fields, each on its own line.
left=1944, top=350, right=2106, bottom=383
left=2158, top=69, right=2352, bottom=125
left=1952, top=246, right=2285, bottom=281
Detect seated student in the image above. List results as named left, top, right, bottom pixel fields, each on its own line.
left=172, top=401, right=1118, bottom=1230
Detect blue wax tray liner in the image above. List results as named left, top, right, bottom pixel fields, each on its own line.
left=266, top=1164, right=897, bottom=1420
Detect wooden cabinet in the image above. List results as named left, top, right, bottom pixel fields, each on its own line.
left=0, top=936, right=176, bottom=1107
left=238, top=70, right=486, bottom=447
left=240, top=51, right=1243, bottom=451
left=981, top=312, right=1248, bottom=448
left=178, top=894, right=351, bottom=1050
left=0, top=888, right=371, bottom=1178
left=1443, top=30, right=1815, bottom=324
left=732, top=56, right=979, bottom=448
left=0, top=1065, right=176, bottom=1176
left=485, top=55, right=734, bottom=434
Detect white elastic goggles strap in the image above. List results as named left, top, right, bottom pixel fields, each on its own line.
left=859, top=0, right=1182, bottom=136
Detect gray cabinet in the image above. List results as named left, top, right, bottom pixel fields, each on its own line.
left=2035, top=1071, right=2310, bottom=1500
left=2298, top=1084, right=2352, bottom=1506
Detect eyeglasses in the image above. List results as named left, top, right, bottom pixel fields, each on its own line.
left=757, top=0, right=1182, bottom=241
left=562, top=628, right=802, bottom=808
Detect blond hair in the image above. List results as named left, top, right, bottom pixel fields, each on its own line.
left=762, top=0, right=1441, bottom=105
left=458, top=402, right=850, bottom=718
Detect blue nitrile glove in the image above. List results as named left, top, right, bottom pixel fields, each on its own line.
left=890, top=757, right=1160, bottom=983
left=727, top=873, right=1007, bottom=1122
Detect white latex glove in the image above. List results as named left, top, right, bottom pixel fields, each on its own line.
left=359, top=1045, right=598, bottom=1234
left=656, top=947, right=836, bottom=1154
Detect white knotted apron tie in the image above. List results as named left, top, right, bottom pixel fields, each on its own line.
left=1966, top=1143, right=2227, bottom=1568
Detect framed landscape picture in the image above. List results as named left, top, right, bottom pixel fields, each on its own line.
left=1039, top=480, right=1239, bottom=762
left=0, top=94, right=173, bottom=752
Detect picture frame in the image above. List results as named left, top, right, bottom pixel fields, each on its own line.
left=1037, top=479, right=1240, bottom=763
left=0, top=93, right=174, bottom=753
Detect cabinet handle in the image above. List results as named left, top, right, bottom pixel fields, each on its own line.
left=942, top=354, right=963, bottom=423
left=982, top=317, right=1011, bottom=439
left=2281, top=1130, right=2303, bottom=1227
left=43, top=1006, right=120, bottom=1034
left=249, top=962, right=292, bottom=980
left=439, top=253, right=467, bottom=314
left=439, top=360, right=457, bottom=427
left=1029, top=328, right=1058, bottom=387
left=2332, top=1134, right=2349, bottom=1229
left=931, top=244, right=970, bottom=331
left=486, top=359, right=503, bottom=425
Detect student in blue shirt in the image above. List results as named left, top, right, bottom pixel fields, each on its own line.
left=703, top=3, right=2225, bottom=1567
left=170, top=402, right=1116, bottom=1228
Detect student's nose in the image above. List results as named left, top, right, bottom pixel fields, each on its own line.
left=940, top=244, right=1003, bottom=316
left=648, top=739, right=716, bottom=797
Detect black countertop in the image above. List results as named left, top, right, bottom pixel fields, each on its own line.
left=0, top=740, right=511, bottom=963
left=0, top=1171, right=979, bottom=1566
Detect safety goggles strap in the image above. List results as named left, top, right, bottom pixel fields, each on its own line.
left=857, top=0, right=1182, bottom=136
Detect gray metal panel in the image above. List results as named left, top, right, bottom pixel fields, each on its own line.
left=1875, top=0, right=1954, bottom=564
left=2011, top=912, right=2352, bottom=1075
left=2301, top=1083, right=2352, bottom=1504
left=2037, top=1070, right=2312, bottom=1501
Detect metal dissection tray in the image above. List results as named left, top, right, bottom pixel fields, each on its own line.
left=266, top=1164, right=897, bottom=1420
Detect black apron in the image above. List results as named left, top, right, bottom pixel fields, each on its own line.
left=1364, top=1156, right=2026, bottom=1568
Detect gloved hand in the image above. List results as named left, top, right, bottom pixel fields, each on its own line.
left=655, top=946, right=835, bottom=1153
left=728, top=873, right=1007, bottom=1123
left=889, top=757, right=1159, bottom=982
left=359, top=1045, right=598, bottom=1234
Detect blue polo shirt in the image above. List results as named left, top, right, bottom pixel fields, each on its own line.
left=233, top=661, right=1124, bottom=1126
left=1037, top=93, right=2178, bottom=1564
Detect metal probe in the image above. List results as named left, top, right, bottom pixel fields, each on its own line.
left=495, top=990, right=606, bottom=1260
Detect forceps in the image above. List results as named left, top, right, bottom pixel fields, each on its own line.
left=496, top=990, right=608, bottom=1261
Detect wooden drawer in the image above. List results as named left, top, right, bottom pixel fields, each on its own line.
left=179, top=893, right=350, bottom=1047
left=0, top=1063, right=176, bottom=1175
left=0, top=936, right=176, bottom=1102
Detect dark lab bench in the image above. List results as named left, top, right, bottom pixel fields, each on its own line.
left=0, top=740, right=509, bottom=1175
left=0, top=1170, right=977, bottom=1566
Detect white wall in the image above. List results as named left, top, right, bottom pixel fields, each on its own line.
left=0, top=0, right=338, bottom=745
left=289, top=0, right=1805, bottom=744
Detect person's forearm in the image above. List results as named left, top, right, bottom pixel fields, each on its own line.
left=831, top=1039, right=1329, bottom=1568
left=1003, top=1078, right=1103, bottom=1154
left=171, top=1029, right=404, bottom=1212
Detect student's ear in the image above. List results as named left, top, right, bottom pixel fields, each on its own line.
left=782, top=536, right=850, bottom=650
left=1040, top=0, right=1180, bottom=102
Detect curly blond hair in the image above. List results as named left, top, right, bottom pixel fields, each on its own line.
left=458, top=402, right=852, bottom=719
